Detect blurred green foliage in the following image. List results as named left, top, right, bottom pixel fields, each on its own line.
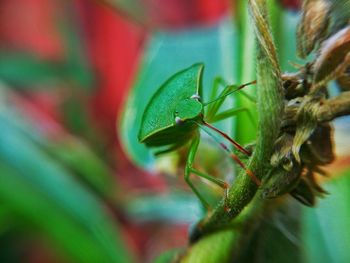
left=0, top=103, right=133, bottom=263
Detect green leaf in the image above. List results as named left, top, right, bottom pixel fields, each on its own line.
left=234, top=0, right=257, bottom=144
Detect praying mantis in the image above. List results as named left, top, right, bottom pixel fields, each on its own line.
left=138, top=63, right=259, bottom=209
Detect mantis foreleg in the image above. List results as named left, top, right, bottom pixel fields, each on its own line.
left=209, top=107, right=257, bottom=128
left=206, top=77, right=256, bottom=122
left=185, top=134, right=229, bottom=210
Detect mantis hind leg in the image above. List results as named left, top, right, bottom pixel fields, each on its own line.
left=210, top=134, right=261, bottom=186
left=198, top=121, right=260, bottom=185
left=185, top=134, right=229, bottom=211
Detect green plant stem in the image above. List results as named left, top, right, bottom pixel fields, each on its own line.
left=180, top=197, right=266, bottom=263
left=189, top=0, right=284, bottom=242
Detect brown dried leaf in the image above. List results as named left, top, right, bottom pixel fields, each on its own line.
left=313, top=25, right=350, bottom=86
left=327, top=0, right=350, bottom=35
left=292, top=94, right=323, bottom=163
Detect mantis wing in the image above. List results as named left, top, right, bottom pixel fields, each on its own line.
left=139, top=63, right=204, bottom=145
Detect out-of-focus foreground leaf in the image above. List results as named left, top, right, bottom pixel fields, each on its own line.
left=3, top=90, right=116, bottom=200
left=44, top=137, right=116, bottom=199
left=0, top=107, right=134, bottom=263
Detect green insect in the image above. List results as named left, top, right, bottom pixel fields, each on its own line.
left=138, top=63, right=260, bottom=209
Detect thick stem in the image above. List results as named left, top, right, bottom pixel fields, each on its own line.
left=189, top=0, right=284, bottom=242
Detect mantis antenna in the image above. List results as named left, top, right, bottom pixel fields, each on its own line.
left=192, top=121, right=261, bottom=186
left=202, top=80, right=257, bottom=106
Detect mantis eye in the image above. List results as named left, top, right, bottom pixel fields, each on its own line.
left=174, top=98, right=203, bottom=124
left=175, top=116, right=183, bottom=125
left=190, top=94, right=201, bottom=100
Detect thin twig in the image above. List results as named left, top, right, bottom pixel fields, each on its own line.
left=317, top=91, right=350, bottom=122
left=283, top=91, right=350, bottom=126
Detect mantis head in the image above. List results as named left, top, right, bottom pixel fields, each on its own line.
left=175, top=97, right=203, bottom=124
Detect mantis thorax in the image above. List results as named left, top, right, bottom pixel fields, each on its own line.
left=174, top=97, right=203, bottom=124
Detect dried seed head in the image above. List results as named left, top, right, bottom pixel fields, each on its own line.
left=336, top=66, right=350, bottom=91
left=270, top=133, right=294, bottom=167
left=297, top=0, right=330, bottom=58
left=261, top=163, right=302, bottom=199
left=301, top=123, right=335, bottom=165
left=292, top=94, right=323, bottom=163
left=290, top=177, right=315, bottom=206
left=282, top=72, right=307, bottom=99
